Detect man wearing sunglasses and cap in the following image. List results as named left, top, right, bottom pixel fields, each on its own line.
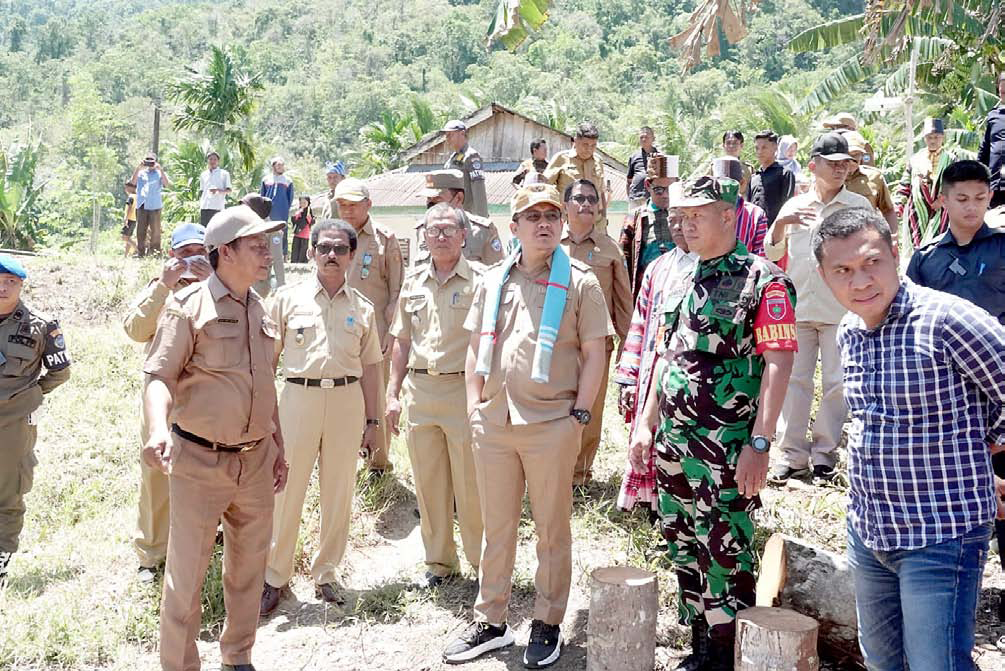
left=412, top=169, right=504, bottom=268
left=619, top=153, right=681, bottom=299
left=261, top=218, right=383, bottom=616
left=142, top=205, right=289, bottom=671
left=123, top=222, right=211, bottom=583
left=0, top=254, right=71, bottom=589
left=443, top=120, right=489, bottom=217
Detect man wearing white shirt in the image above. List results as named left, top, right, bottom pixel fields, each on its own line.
left=199, top=151, right=233, bottom=226
left=764, top=132, right=873, bottom=484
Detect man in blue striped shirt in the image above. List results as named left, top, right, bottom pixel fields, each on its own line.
left=813, top=207, right=1005, bottom=671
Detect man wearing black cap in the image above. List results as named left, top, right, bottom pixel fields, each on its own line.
left=765, top=132, right=873, bottom=485
left=443, top=120, right=489, bottom=217
left=978, top=71, right=1005, bottom=209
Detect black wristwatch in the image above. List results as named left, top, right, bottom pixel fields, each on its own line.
left=570, top=408, right=592, bottom=425
left=750, top=435, right=771, bottom=454
left=366, top=419, right=380, bottom=427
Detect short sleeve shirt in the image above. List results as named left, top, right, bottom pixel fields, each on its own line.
left=0, top=301, right=70, bottom=401
left=347, top=217, right=404, bottom=334
left=463, top=257, right=615, bottom=425
left=199, top=168, right=232, bottom=211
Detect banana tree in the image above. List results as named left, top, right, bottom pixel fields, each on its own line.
left=0, top=140, right=45, bottom=251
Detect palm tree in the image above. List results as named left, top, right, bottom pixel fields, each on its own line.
left=360, top=110, right=413, bottom=174
left=0, top=139, right=45, bottom=250
left=167, top=46, right=263, bottom=172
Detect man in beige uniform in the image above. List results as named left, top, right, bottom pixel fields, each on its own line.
left=260, top=219, right=383, bottom=616
left=545, top=122, right=607, bottom=226
left=387, top=203, right=485, bottom=589
left=123, top=223, right=211, bottom=581
left=335, top=178, right=404, bottom=473
left=442, top=184, right=612, bottom=668
left=412, top=169, right=504, bottom=268
left=560, top=178, right=632, bottom=485
left=0, top=254, right=71, bottom=588
left=143, top=205, right=289, bottom=671
left=842, top=131, right=897, bottom=230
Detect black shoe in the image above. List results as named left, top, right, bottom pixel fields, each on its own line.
left=260, top=583, right=285, bottom=617
left=524, top=619, right=562, bottom=669
left=421, top=571, right=451, bottom=589
left=443, top=621, right=515, bottom=664
left=221, top=665, right=256, bottom=671
left=767, top=464, right=807, bottom=485
left=315, top=582, right=345, bottom=605
left=705, top=637, right=734, bottom=671
left=674, top=618, right=709, bottom=671
left=812, top=464, right=836, bottom=482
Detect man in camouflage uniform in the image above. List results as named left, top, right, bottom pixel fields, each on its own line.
left=629, top=177, right=797, bottom=671
left=442, top=120, right=489, bottom=217
left=412, top=169, right=504, bottom=267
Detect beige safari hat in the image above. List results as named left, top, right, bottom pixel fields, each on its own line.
left=419, top=169, right=464, bottom=198
left=204, top=205, right=283, bottom=250
left=511, top=183, right=562, bottom=215
left=333, top=177, right=370, bottom=202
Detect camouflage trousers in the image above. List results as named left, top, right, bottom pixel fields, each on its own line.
left=654, top=433, right=759, bottom=643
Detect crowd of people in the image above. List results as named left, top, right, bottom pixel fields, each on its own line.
left=1, top=78, right=1005, bottom=671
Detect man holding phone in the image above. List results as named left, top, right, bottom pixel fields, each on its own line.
left=130, top=153, right=172, bottom=257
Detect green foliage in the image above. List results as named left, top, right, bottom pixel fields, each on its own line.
left=487, top=0, right=553, bottom=51
left=0, top=138, right=45, bottom=250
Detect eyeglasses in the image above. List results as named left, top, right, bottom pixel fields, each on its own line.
left=570, top=194, right=599, bottom=205
left=425, top=225, right=460, bottom=239
left=520, top=210, right=563, bottom=224
left=651, top=186, right=669, bottom=195
left=315, top=243, right=351, bottom=256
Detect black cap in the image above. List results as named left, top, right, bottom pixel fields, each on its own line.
left=810, top=132, right=853, bottom=161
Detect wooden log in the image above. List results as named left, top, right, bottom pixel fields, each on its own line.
left=735, top=606, right=820, bottom=671
left=587, top=566, right=658, bottom=671
left=756, top=533, right=864, bottom=668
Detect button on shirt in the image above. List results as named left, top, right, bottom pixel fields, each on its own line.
left=560, top=226, right=633, bottom=342
left=268, top=277, right=382, bottom=379
left=463, top=257, right=615, bottom=426
left=199, top=167, right=232, bottom=211
left=391, top=256, right=480, bottom=373
left=144, top=274, right=278, bottom=446
left=136, top=168, right=164, bottom=210
left=765, top=186, right=874, bottom=323
left=838, top=280, right=1005, bottom=551
left=907, top=223, right=1005, bottom=324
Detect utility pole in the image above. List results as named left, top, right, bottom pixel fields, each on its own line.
left=152, top=105, right=161, bottom=157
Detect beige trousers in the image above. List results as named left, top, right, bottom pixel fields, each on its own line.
left=472, top=412, right=582, bottom=626
left=402, top=374, right=482, bottom=577
left=159, top=435, right=275, bottom=671
left=367, top=356, right=393, bottom=470
left=776, top=321, right=846, bottom=469
left=135, top=394, right=169, bottom=567
left=573, top=349, right=611, bottom=484
left=266, top=382, right=364, bottom=587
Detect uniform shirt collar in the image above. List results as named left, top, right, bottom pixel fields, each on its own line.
left=360, top=217, right=375, bottom=237
left=421, top=255, right=471, bottom=284
left=936, top=222, right=993, bottom=247
left=694, top=240, right=749, bottom=282
left=310, top=274, right=350, bottom=299
left=809, top=184, right=856, bottom=207
left=562, top=225, right=598, bottom=244
left=208, top=272, right=250, bottom=304
left=0, top=300, right=27, bottom=323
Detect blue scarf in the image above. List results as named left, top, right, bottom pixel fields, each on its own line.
left=475, top=246, right=571, bottom=383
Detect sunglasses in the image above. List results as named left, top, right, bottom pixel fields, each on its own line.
left=651, top=186, right=669, bottom=195
left=425, top=225, right=460, bottom=239
left=315, top=243, right=351, bottom=256
left=570, top=194, right=599, bottom=205
left=520, top=211, right=563, bottom=224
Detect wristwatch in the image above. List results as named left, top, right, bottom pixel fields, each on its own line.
left=366, top=419, right=380, bottom=427
left=570, top=408, right=592, bottom=425
left=750, top=435, right=771, bottom=454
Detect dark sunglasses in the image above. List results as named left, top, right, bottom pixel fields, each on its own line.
left=315, top=243, right=351, bottom=256
left=651, top=186, right=669, bottom=195
left=570, top=194, right=599, bottom=205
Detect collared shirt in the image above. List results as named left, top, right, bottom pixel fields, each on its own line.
left=144, top=273, right=278, bottom=445
left=347, top=217, right=404, bottom=335
left=765, top=186, right=874, bottom=323
left=444, top=144, right=488, bottom=217
left=199, top=167, right=232, bottom=211
left=136, top=168, right=164, bottom=210
left=906, top=223, right=1005, bottom=324
left=413, top=210, right=504, bottom=267
left=735, top=196, right=768, bottom=257
left=626, top=146, right=658, bottom=199
left=268, top=276, right=382, bottom=379
left=747, top=161, right=795, bottom=225
left=838, top=280, right=1005, bottom=551
left=845, top=165, right=894, bottom=214
left=560, top=225, right=633, bottom=341
left=391, top=256, right=480, bottom=373
left=0, top=300, right=71, bottom=403
left=463, top=256, right=615, bottom=426
left=978, top=107, right=1005, bottom=192
left=545, top=150, right=607, bottom=224
left=123, top=277, right=197, bottom=354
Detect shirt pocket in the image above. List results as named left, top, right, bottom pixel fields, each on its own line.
left=2, top=343, right=37, bottom=377
left=404, top=295, right=428, bottom=326
left=448, top=290, right=473, bottom=328
left=199, top=321, right=244, bottom=369
left=341, top=312, right=365, bottom=360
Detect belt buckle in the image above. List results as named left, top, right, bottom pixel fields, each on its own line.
left=320, top=378, right=336, bottom=389
left=428, top=369, right=440, bottom=376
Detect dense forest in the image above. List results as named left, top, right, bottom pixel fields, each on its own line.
left=0, top=0, right=1000, bottom=249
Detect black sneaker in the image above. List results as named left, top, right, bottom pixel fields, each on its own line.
left=524, top=619, right=562, bottom=669
left=812, top=465, right=836, bottom=482
left=443, top=621, right=515, bottom=664
left=767, top=464, right=807, bottom=485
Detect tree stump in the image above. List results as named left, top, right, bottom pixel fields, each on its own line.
left=587, top=566, right=658, bottom=671
left=735, top=606, right=820, bottom=671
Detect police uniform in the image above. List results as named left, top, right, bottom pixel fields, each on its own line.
left=143, top=207, right=282, bottom=671
left=545, top=149, right=607, bottom=225
left=0, top=260, right=70, bottom=576
left=444, top=144, right=489, bottom=218
left=560, top=226, right=632, bottom=485
left=390, top=257, right=484, bottom=578
left=265, top=276, right=382, bottom=591
left=346, top=215, right=404, bottom=470
left=654, top=237, right=797, bottom=647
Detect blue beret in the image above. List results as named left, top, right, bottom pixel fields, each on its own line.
left=0, top=254, right=27, bottom=279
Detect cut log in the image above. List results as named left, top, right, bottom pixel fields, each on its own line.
left=587, top=566, right=658, bottom=671
left=756, top=533, right=864, bottom=668
left=735, top=607, right=819, bottom=671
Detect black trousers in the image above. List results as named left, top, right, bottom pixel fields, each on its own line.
left=290, top=236, right=309, bottom=264
left=991, top=191, right=1005, bottom=209
left=199, top=209, right=220, bottom=227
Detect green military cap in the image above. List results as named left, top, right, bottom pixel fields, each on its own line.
left=670, top=175, right=739, bottom=207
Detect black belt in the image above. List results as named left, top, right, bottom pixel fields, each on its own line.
left=285, top=376, right=359, bottom=388
left=171, top=424, right=260, bottom=453
left=408, top=368, right=464, bottom=377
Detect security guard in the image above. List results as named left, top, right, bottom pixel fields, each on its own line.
left=545, top=122, right=608, bottom=226
left=261, top=219, right=383, bottom=616
left=412, top=169, right=504, bottom=267
left=560, top=178, right=632, bottom=486
left=143, top=205, right=288, bottom=671
left=442, top=184, right=613, bottom=669
left=442, top=120, right=489, bottom=217
left=387, top=203, right=484, bottom=588
left=334, top=178, right=404, bottom=473
left=629, top=176, right=797, bottom=671
left=0, top=255, right=71, bottom=588
left=123, top=223, right=211, bottom=581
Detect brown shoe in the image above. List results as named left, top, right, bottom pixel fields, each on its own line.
left=260, top=583, right=284, bottom=617
left=315, top=582, right=345, bottom=605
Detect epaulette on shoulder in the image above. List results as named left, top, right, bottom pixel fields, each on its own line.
left=570, top=257, right=592, bottom=273
left=173, top=282, right=203, bottom=302
left=467, top=213, right=493, bottom=228
left=349, top=286, right=376, bottom=309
